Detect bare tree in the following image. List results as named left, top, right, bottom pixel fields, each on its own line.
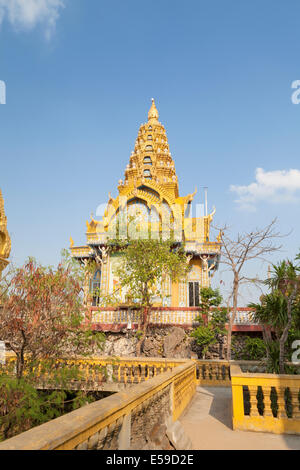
left=216, top=219, right=283, bottom=360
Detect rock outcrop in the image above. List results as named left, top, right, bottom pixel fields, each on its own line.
left=99, top=327, right=253, bottom=360
left=102, top=326, right=195, bottom=359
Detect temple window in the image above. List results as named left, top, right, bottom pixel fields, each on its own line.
left=144, top=169, right=151, bottom=178
left=90, top=269, right=101, bottom=307
left=145, top=145, right=153, bottom=151
left=189, top=281, right=200, bottom=307
left=147, top=135, right=153, bottom=140
left=143, top=156, right=152, bottom=165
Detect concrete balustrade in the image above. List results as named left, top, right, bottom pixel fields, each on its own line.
left=1, top=355, right=300, bottom=448
left=0, top=361, right=196, bottom=450
left=90, top=307, right=257, bottom=331
left=4, top=354, right=188, bottom=391
left=231, top=364, right=300, bottom=435
left=196, top=360, right=231, bottom=386
left=4, top=353, right=297, bottom=391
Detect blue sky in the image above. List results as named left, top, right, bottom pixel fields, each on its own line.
left=1, top=0, right=300, bottom=304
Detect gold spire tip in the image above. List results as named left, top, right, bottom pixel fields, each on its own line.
left=148, top=98, right=159, bottom=122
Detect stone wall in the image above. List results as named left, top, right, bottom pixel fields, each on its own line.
left=101, top=327, right=260, bottom=360
left=4, top=325, right=262, bottom=361
left=103, top=327, right=194, bottom=359
left=73, top=386, right=174, bottom=450
left=130, top=386, right=173, bottom=450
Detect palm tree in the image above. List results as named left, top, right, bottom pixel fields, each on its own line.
left=249, top=257, right=300, bottom=374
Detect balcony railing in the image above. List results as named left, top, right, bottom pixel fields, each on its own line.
left=90, top=307, right=257, bottom=328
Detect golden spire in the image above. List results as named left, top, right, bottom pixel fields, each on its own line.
left=120, top=99, right=179, bottom=198
left=148, top=98, right=159, bottom=123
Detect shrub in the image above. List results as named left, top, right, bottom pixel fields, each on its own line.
left=241, top=337, right=267, bottom=361
left=190, top=326, right=216, bottom=359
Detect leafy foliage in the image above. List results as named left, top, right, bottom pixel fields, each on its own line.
left=192, top=288, right=228, bottom=359
left=250, top=293, right=287, bottom=336
left=110, top=239, right=190, bottom=308
left=105, top=237, right=191, bottom=354
left=234, top=336, right=267, bottom=361
left=210, top=308, right=228, bottom=339
left=0, top=362, right=96, bottom=441
left=196, top=287, right=222, bottom=318
left=0, top=258, right=105, bottom=379
left=264, top=340, right=281, bottom=374
left=0, top=256, right=106, bottom=441
left=248, top=253, right=300, bottom=373
left=190, top=326, right=216, bottom=359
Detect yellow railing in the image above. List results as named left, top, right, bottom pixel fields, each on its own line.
left=4, top=354, right=272, bottom=390
left=173, top=362, right=197, bottom=421
left=0, top=360, right=196, bottom=450
left=196, top=360, right=231, bottom=386
left=231, top=364, right=300, bottom=435
left=1, top=355, right=300, bottom=448
left=3, top=354, right=186, bottom=389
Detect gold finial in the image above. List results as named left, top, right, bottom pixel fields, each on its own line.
left=70, top=236, right=74, bottom=248
left=148, top=98, right=159, bottom=123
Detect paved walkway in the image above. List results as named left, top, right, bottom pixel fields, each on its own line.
left=179, top=387, right=300, bottom=450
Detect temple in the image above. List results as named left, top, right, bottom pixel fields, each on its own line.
left=0, top=189, right=11, bottom=279
left=70, top=100, right=221, bottom=308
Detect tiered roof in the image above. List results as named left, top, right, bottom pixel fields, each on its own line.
left=70, top=100, right=221, bottom=258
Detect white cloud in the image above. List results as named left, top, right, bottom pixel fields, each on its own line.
left=0, top=0, right=65, bottom=39
left=230, top=168, right=300, bottom=211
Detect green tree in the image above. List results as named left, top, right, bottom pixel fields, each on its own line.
left=0, top=258, right=104, bottom=379
left=0, top=363, right=96, bottom=441
left=0, top=256, right=106, bottom=440
left=249, top=254, right=300, bottom=374
left=197, top=287, right=222, bottom=319
left=193, top=287, right=228, bottom=359
left=109, top=238, right=191, bottom=353
left=210, top=308, right=228, bottom=359
left=190, top=325, right=216, bottom=359
left=233, top=336, right=267, bottom=361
